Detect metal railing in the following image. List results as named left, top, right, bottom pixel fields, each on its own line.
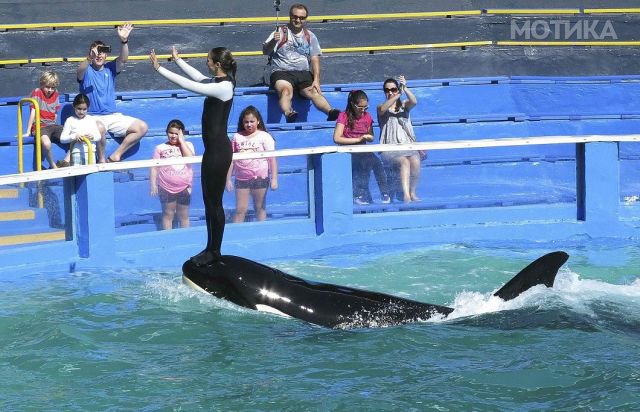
left=3, top=8, right=640, bottom=66
left=1, top=133, right=640, bottom=187
left=16, top=98, right=44, bottom=208
left=17, top=98, right=42, bottom=174
left=68, top=136, right=95, bottom=166
left=3, top=8, right=640, bottom=31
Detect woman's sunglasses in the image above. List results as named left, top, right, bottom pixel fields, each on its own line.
left=384, top=87, right=399, bottom=93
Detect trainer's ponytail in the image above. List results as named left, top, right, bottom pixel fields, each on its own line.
left=210, top=47, right=237, bottom=86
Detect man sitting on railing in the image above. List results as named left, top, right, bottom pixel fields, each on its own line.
left=262, top=3, right=340, bottom=123
left=77, top=23, right=148, bottom=163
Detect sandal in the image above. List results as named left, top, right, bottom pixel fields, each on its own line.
left=285, top=111, right=298, bottom=123
left=56, top=160, right=70, bottom=168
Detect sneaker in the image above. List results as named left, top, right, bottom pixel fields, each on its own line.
left=327, top=108, right=340, bottom=121
left=353, top=196, right=370, bottom=205
left=381, top=193, right=391, bottom=204
left=285, top=110, right=298, bottom=123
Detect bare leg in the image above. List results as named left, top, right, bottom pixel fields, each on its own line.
left=176, top=203, right=190, bottom=228
left=274, top=80, right=296, bottom=116
left=409, top=154, right=422, bottom=201
left=252, top=187, right=268, bottom=221
left=96, top=121, right=107, bottom=163
left=161, top=199, right=177, bottom=230
left=109, top=119, right=148, bottom=162
left=397, top=156, right=411, bottom=202
left=233, top=188, right=250, bottom=223
left=300, top=85, right=332, bottom=115
left=40, top=134, right=57, bottom=169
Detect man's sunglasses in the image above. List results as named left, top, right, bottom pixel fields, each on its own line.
left=290, top=15, right=307, bottom=20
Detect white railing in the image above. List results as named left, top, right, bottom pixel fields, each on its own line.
left=1, top=134, right=639, bottom=186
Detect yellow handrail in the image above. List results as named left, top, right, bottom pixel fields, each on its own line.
left=8, top=8, right=640, bottom=31
left=17, top=98, right=44, bottom=208
left=0, top=11, right=482, bottom=31
left=68, top=136, right=95, bottom=165
left=4, top=36, right=640, bottom=67
left=17, top=98, right=42, bottom=174
left=0, top=41, right=492, bottom=66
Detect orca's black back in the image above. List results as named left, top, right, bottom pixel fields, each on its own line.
left=183, top=251, right=569, bottom=328
left=183, top=256, right=454, bottom=328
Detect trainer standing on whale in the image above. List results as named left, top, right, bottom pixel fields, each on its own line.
left=150, top=46, right=236, bottom=266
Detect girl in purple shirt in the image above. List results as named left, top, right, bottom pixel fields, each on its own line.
left=333, top=90, right=390, bottom=205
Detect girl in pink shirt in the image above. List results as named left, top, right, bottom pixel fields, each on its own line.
left=150, top=119, right=195, bottom=229
left=226, top=106, right=278, bottom=223
left=333, top=90, right=390, bottom=205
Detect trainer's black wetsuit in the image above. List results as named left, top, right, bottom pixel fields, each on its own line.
left=156, top=60, right=234, bottom=265
left=199, top=78, right=233, bottom=262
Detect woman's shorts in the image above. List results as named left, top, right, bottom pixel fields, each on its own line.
left=235, top=177, right=270, bottom=190
left=381, top=150, right=420, bottom=162
left=159, top=187, right=191, bottom=205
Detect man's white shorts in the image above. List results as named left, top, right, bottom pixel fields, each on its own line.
left=93, top=113, right=137, bottom=138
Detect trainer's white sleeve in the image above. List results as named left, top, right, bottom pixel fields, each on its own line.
left=156, top=66, right=233, bottom=101
left=175, top=58, right=209, bottom=82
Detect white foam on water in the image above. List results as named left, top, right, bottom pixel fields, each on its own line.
left=436, top=268, right=640, bottom=323
left=141, top=272, right=251, bottom=314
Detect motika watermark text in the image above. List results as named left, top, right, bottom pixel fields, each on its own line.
left=511, top=20, right=618, bottom=40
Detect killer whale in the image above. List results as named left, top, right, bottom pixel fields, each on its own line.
left=182, top=251, right=569, bottom=328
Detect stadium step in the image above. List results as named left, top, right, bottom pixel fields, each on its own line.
left=0, top=209, right=34, bottom=221
left=0, top=208, right=54, bottom=233
left=0, top=187, right=30, bottom=211
left=0, top=186, right=66, bottom=247
left=0, top=230, right=66, bottom=247
left=0, top=188, right=19, bottom=198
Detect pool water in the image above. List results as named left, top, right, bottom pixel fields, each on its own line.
left=1, top=242, right=639, bottom=410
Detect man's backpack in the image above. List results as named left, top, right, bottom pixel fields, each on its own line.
left=273, top=24, right=311, bottom=53
left=263, top=25, right=311, bottom=85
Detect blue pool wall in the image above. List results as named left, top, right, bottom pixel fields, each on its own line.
left=1, top=140, right=637, bottom=275
left=1, top=75, right=640, bottom=273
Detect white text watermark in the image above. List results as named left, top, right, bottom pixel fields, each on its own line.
left=511, top=20, right=618, bottom=40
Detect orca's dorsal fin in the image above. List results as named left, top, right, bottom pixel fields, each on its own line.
left=493, top=251, right=569, bottom=301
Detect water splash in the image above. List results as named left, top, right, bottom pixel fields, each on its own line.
left=141, top=272, right=260, bottom=316
left=436, top=268, right=640, bottom=329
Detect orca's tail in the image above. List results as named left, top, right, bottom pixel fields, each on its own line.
left=493, top=251, right=569, bottom=301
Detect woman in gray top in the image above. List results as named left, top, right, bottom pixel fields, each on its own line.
left=377, top=76, right=421, bottom=202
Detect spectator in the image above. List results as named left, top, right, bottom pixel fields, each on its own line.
left=333, top=90, right=390, bottom=205
left=150, top=46, right=236, bottom=267
left=150, top=119, right=195, bottom=230
left=59, top=94, right=103, bottom=165
left=24, top=71, right=68, bottom=169
left=377, top=76, right=421, bottom=203
left=262, top=3, right=340, bottom=123
left=78, top=23, right=148, bottom=163
left=226, top=106, right=278, bottom=223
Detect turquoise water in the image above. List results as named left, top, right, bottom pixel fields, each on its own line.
left=1, top=242, right=639, bottom=410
